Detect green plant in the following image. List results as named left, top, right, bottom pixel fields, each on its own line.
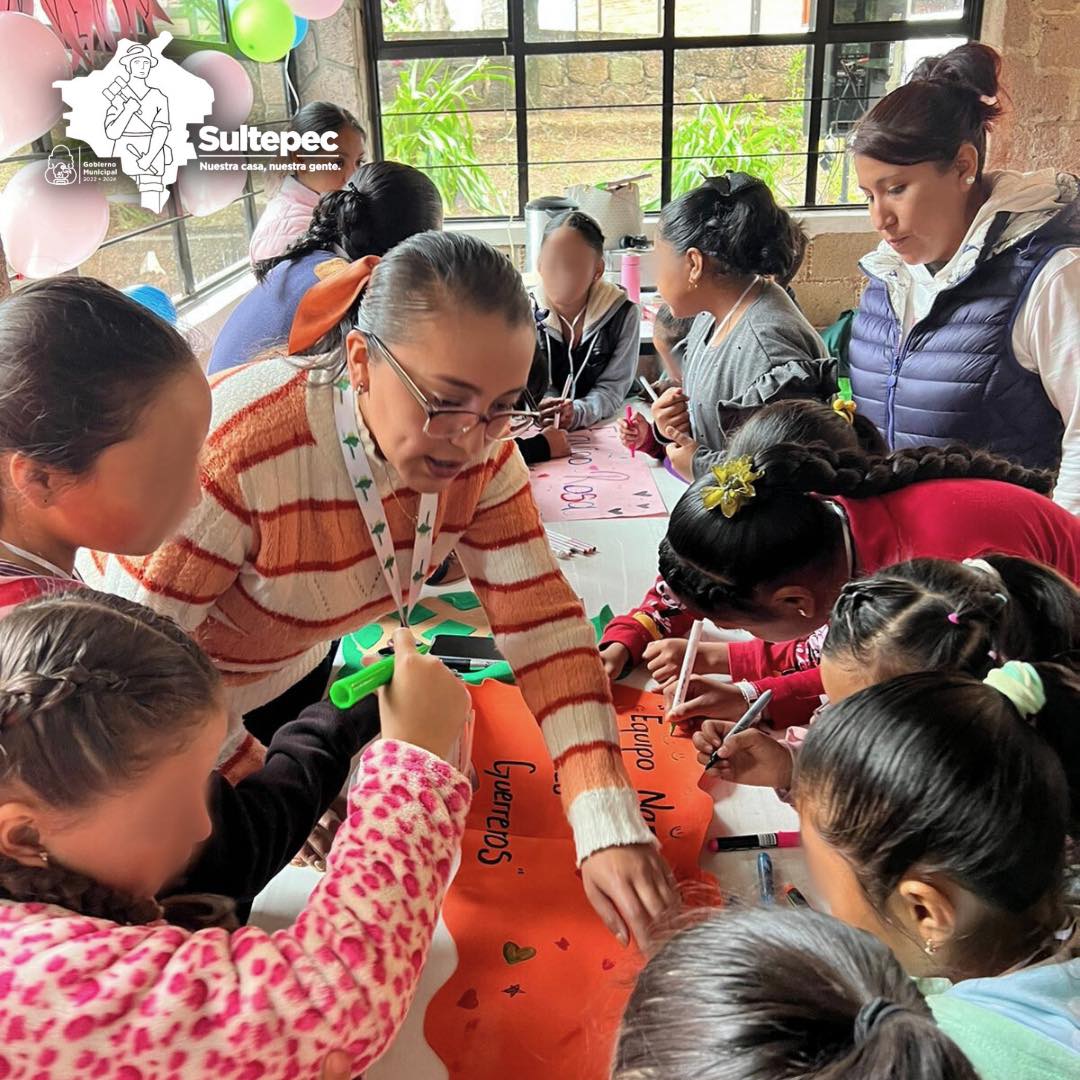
left=381, top=58, right=511, bottom=216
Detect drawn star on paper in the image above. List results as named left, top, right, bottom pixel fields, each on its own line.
left=502, top=984, right=525, bottom=997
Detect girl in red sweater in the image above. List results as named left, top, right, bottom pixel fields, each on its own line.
left=655, top=440, right=1080, bottom=728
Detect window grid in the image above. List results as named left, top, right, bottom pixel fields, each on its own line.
left=363, top=0, right=984, bottom=217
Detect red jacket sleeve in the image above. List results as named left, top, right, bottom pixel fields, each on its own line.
left=600, top=575, right=702, bottom=671
left=756, top=667, right=826, bottom=728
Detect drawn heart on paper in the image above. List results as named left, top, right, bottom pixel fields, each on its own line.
left=502, top=941, right=537, bottom=965
left=601, top=959, right=616, bottom=971
left=608, top=507, right=624, bottom=516
left=633, top=490, right=650, bottom=497
left=554, top=937, right=570, bottom=951
left=536, top=473, right=551, bottom=478
left=457, top=989, right=479, bottom=1009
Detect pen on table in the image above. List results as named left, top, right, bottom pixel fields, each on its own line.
left=707, top=830, right=800, bottom=852
left=785, top=885, right=811, bottom=908
left=439, top=657, right=497, bottom=674
left=329, top=643, right=431, bottom=709
left=554, top=374, right=573, bottom=430
left=702, top=689, right=774, bottom=772
left=668, top=619, right=703, bottom=735
left=757, top=851, right=775, bottom=906
left=638, top=375, right=659, bottom=403
left=626, top=405, right=636, bottom=458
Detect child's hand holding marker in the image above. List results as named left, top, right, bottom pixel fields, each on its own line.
left=379, top=628, right=472, bottom=763
left=664, top=431, right=698, bottom=481
left=652, top=386, right=691, bottom=441
left=665, top=673, right=750, bottom=731
left=540, top=397, right=574, bottom=430
left=695, top=724, right=794, bottom=788
left=617, top=411, right=651, bottom=450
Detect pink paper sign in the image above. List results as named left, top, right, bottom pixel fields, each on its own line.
left=529, top=424, right=665, bottom=521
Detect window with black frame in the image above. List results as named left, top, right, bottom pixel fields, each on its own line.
left=1, top=1, right=292, bottom=304
left=365, top=0, right=983, bottom=218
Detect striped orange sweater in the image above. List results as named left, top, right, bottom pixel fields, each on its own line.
left=81, top=358, right=652, bottom=862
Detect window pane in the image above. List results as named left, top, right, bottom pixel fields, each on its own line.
left=817, top=35, right=965, bottom=204
left=834, top=0, right=964, bottom=23
left=381, top=0, right=507, bottom=41
left=671, top=47, right=809, bottom=208
left=526, top=51, right=661, bottom=208
left=527, top=0, right=661, bottom=42
left=185, top=192, right=252, bottom=288
left=379, top=57, right=517, bottom=217
left=675, top=0, right=809, bottom=37
left=160, top=0, right=226, bottom=42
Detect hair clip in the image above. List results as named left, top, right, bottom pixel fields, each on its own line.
left=832, top=396, right=856, bottom=425
left=947, top=611, right=961, bottom=625
left=979, top=94, right=999, bottom=106
left=288, top=255, right=380, bottom=354
left=702, top=456, right=762, bottom=518
left=983, top=660, right=1045, bottom=719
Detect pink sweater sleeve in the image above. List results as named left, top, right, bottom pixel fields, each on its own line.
left=0, top=740, right=471, bottom=1080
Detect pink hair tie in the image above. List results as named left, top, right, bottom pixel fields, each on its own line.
left=947, top=612, right=961, bottom=625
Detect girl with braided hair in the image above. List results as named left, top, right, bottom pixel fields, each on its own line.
left=0, top=591, right=474, bottom=1078
left=793, top=665, right=1080, bottom=1080
left=656, top=440, right=1080, bottom=728
left=697, top=554, right=1080, bottom=789
left=209, top=160, right=443, bottom=373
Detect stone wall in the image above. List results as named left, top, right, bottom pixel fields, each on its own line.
left=982, top=0, right=1080, bottom=172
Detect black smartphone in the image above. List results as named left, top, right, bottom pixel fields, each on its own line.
left=429, top=635, right=504, bottom=665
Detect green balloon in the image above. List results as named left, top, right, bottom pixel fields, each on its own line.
left=230, top=0, right=296, bottom=63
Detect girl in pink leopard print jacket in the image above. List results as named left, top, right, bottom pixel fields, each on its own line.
left=0, top=594, right=472, bottom=1080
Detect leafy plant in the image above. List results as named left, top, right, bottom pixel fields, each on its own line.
left=381, top=58, right=511, bottom=216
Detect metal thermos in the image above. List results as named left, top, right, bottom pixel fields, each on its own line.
left=524, top=195, right=577, bottom=273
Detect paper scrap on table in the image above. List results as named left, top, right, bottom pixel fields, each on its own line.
left=442, top=591, right=482, bottom=612
left=529, top=424, right=664, bottom=522
left=422, top=619, right=477, bottom=641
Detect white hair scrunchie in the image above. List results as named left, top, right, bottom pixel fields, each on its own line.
left=983, top=660, right=1046, bottom=719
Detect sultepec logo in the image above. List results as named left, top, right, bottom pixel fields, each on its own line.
left=54, top=33, right=213, bottom=213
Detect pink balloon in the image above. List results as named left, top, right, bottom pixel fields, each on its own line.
left=181, top=51, right=255, bottom=132
left=0, top=12, right=73, bottom=160
left=0, top=159, right=110, bottom=277
left=176, top=159, right=248, bottom=217
left=287, top=0, right=342, bottom=19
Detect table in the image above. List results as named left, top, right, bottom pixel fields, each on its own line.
left=250, top=431, right=813, bottom=1079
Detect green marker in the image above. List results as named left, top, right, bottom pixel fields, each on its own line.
left=838, top=376, right=853, bottom=403
left=329, top=644, right=430, bottom=709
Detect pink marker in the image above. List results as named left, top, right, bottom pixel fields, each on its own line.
left=626, top=405, right=635, bottom=458
left=708, top=832, right=800, bottom=852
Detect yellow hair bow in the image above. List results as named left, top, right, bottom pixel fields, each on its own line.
left=832, top=396, right=857, bottom=425
left=702, top=457, right=762, bottom=518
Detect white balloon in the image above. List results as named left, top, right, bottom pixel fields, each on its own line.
left=0, top=13, right=73, bottom=160
left=181, top=51, right=255, bottom=132
left=176, top=159, right=248, bottom=217
left=0, top=160, right=110, bottom=278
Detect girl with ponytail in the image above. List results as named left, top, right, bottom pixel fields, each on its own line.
left=615, top=908, right=978, bottom=1080
left=210, top=161, right=443, bottom=373
left=795, top=664, right=1080, bottom=1080
left=658, top=441, right=1080, bottom=727
left=648, top=172, right=835, bottom=481
left=848, top=42, right=1080, bottom=509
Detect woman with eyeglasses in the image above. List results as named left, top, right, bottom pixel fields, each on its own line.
left=84, top=231, right=676, bottom=952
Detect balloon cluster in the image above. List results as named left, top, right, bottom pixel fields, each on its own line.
left=0, top=0, right=341, bottom=276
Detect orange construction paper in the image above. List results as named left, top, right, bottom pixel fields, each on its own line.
left=424, top=681, right=718, bottom=1078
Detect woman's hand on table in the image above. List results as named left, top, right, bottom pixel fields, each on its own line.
left=652, top=387, right=690, bottom=441
left=694, top=723, right=793, bottom=788
left=542, top=425, right=571, bottom=458
left=643, top=638, right=730, bottom=687
left=581, top=843, right=676, bottom=952
left=617, top=412, right=651, bottom=450
left=600, top=642, right=632, bottom=682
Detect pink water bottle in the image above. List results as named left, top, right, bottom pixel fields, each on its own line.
left=620, top=251, right=641, bottom=303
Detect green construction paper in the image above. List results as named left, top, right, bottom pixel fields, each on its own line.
left=591, top=604, right=615, bottom=642
left=353, top=623, right=384, bottom=648
left=422, top=619, right=476, bottom=641
left=407, top=603, right=437, bottom=626
left=441, top=590, right=481, bottom=612
left=460, top=660, right=514, bottom=685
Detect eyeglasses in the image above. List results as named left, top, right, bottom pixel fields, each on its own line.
left=365, top=333, right=542, bottom=441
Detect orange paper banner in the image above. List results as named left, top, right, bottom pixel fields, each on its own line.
left=424, top=681, right=718, bottom=1078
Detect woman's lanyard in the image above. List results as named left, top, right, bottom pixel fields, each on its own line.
left=332, top=386, right=438, bottom=627
left=0, top=538, right=79, bottom=581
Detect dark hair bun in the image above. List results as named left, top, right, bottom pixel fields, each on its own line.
left=911, top=41, right=1004, bottom=127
